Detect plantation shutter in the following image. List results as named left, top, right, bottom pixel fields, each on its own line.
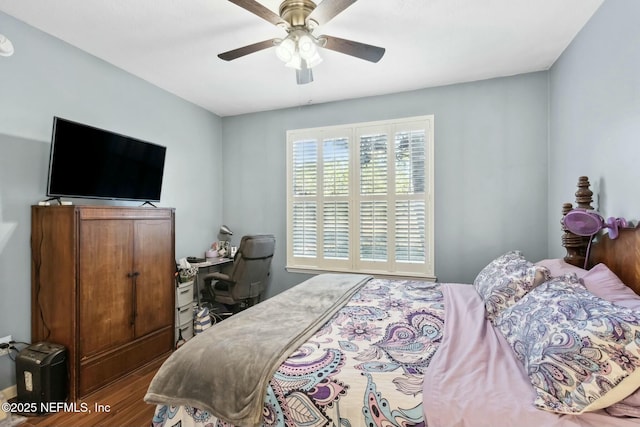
left=286, top=116, right=434, bottom=279
left=291, top=140, right=317, bottom=257
left=395, top=129, right=426, bottom=263
left=359, top=131, right=389, bottom=262
left=322, top=137, right=350, bottom=260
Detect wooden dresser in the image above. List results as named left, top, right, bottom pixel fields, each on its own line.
left=31, top=205, right=175, bottom=400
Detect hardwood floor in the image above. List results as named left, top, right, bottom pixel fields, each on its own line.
left=16, top=356, right=165, bottom=427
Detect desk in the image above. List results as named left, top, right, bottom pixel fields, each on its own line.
left=191, top=258, right=234, bottom=305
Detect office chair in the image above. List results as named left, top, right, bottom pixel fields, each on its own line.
left=201, top=234, right=275, bottom=313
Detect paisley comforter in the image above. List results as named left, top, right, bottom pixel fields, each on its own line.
left=150, top=277, right=444, bottom=427
left=149, top=272, right=640, bottom=427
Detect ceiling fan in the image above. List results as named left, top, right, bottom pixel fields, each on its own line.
left=218, top=0, right=386, bottom=84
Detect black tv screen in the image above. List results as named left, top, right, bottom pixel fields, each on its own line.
left=47, top=117, right=167, bottom=202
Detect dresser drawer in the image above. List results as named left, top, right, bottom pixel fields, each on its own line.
left=176, top=303, right=193, bottom=326
left=79, top=327, right=172, bottom=396
left=176, top=281, right=194, bottom=307
left=175, top=320, right=193, bottom=343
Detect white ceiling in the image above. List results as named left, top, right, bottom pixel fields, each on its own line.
left=0, top=0, right=603, bottom=117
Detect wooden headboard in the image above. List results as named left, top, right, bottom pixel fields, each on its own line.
left=562, top=176, right=640, bottom=295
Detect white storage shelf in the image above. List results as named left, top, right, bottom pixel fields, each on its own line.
left=175, top=281, right=194, bottom=344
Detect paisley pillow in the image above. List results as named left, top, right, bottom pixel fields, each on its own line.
left=494, top=276, right=640, bottom=414
left=473, top=250, right=550, bottom=323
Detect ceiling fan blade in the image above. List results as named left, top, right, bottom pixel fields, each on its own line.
left=227, top=0, right=286, bottom=27
left=218, top=38, right=279, bottom=61
left=306, top=0, right=357, bottom=26
left=320, top=35, right=385, bottom=63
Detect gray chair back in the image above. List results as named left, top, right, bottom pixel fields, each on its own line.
left=225, top=234, right=275, bottom=302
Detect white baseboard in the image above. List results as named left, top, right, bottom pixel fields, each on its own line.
left=1, top=384, right=17, bottom=400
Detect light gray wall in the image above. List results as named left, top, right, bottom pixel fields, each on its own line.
left=548, top=0, right=640, bottom=257
left=221, top=71, right=550, bottom=297
left=0, top=12, right=223, bottom=390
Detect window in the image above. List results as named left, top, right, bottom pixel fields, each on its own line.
left=286, top=115, right=434, bottom=279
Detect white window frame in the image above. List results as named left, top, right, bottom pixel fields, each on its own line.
left=286, top=115, right=435, bottom=280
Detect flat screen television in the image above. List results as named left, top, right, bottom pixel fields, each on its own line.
left=46, top=117, right=167, bottom=203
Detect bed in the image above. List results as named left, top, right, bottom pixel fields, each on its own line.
left=144, top=176, right=640, bottom=427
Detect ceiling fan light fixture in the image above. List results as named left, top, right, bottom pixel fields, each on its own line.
left=304, top=50, right=323, bottom=67
left=297, top=33, right=322, bottom=67
left=275, top=37, right=296, bottom=63
left=277, top=30, right=322, bottom=71
left=297, top=33, right=316, bottom=58
left=284, top=53, right=302, bottom=70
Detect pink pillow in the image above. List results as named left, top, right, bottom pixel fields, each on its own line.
left=581, top=263, right=640, bottom=310
left=535, top=259, right=640, bottom=309
left=535, top=258, right=587, bottom=278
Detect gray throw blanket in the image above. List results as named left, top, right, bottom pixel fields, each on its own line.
left=144, top=273, right=371, bottom=427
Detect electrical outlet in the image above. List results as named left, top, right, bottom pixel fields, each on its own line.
left=0, top=335, right=12, bottom=357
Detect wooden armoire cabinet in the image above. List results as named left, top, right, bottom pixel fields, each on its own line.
left=31, top=205, right=175, bottom=400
